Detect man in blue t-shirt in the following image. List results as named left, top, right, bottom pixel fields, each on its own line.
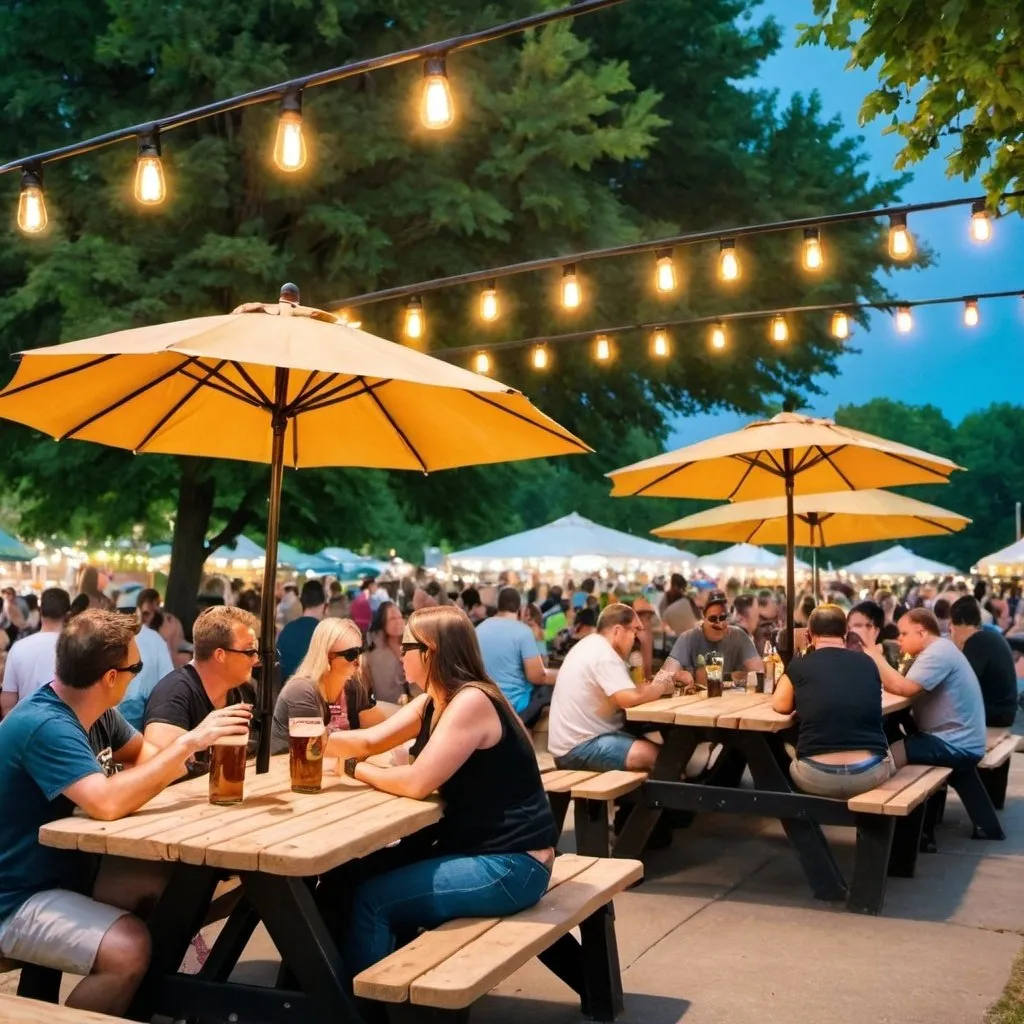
left=0, top=609, right=250, bottom=1018
left=276, top=579, right=327, bottom=684
left=476, top=588, right=557, bottom=727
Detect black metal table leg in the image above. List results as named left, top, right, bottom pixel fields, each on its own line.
left=888, top=804, right=925, bottom=877
left=846, top=814, right=895, bottom=915
left=16, top=963, right=61, bottom=1002
left=951, top=767, right=1005, bottom=840
left=574, top=799, right=610, bottom=858
left=548, top=790, right=572, bottom=841
left=199, top=897, right=261, bottom=983
left=538, top=933, right=586, bottom=1005
left=578, top=903, right=625, bottom=1021
left=981, top=760, right=1011, bottom=810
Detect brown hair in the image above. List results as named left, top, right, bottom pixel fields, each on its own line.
left=193, top=605, right=260, bottom=661
left=597, top=602, right=637, bottom=633
left=902, top=607, right=941, bottom=636
left=807, top=603, right=848, bottom=640
left=56, top=609, right=140, bottom=690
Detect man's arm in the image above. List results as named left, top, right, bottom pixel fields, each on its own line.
left=743, top=654, right=766, bottom=672
left=143, top=721, right=188, bottom=750
left=772, top=674, right=795, bottom=714
left=523, top=655, right=557, bottom=686
left=866, top=646, right=924, bottom=697
left=611, top=678, right=670, bottom=710
left=0, top=691, right=16, bottom=717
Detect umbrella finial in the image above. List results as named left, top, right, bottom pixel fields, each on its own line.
left=279, top=282, right=300, bottom=305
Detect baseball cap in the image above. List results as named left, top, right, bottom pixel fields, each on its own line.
left=705, top=590, right=729, bottom=612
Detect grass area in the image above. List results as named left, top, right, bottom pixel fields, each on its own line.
left=987, top=940, right=1024, bottom=1024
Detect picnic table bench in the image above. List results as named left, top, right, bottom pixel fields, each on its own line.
left=0, top=992, right=131, bottom=1024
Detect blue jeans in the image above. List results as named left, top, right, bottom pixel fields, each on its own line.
left=904, top=732, right=982, bottom=770
left=554, top=732, right=634, bottom=772
left=345, top=852, right=551, bottom=974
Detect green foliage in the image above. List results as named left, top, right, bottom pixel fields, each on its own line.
left=800, top=1, right=1024, bottom=206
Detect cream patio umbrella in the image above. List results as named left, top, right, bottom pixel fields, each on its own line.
left=608, top=412, right=960, bottom=657
left=0, top=285, right=591, bottom=769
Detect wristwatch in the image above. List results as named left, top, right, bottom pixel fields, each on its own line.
left=344, top=757, right=359, bottom=779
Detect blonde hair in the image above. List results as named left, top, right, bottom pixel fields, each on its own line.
left=292, top=618, right=364, bottom=699
left=193, top=605, right=260, bottom=661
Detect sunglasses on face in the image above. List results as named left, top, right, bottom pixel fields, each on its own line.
left=328, top=647, right=363, bottom=663
left=112, top=660, right=144, bottom=677
left=223, top=647, right=260, bottom=659
left=401, top=640, right=428, bottom=655
left=706, top=614, right=729, bottom=624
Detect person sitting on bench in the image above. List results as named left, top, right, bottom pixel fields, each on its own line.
left=949, top=596, right=1018, bottom=728
left=772, top=604, right=895, bottom=798
left=865, top=608, right=986, bottom=770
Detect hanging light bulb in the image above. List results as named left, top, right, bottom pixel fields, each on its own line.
left=480, top=282, right=499, bottom=322
left=710, top=322, right=727, bottom=351
left=650, top=328, right=670, bottom=358
left=830, top=310, right=850, bottom=340
left=888, top=213, right=913, bottom=260
left=718, top=240, right=740, bottom=282
left=970, top=201, right=992, bottom=243
left=17, top=165, right=47, bottom=235
left=273, top=89, right=307, bottom=172
left=337, top=308, right=362, bottom=330
left=802, top=227, right=824, bottom=271
left=963, top=298, right=980, bottom=327
left=421, top=56, right=454, bottom=130
left=473, top=351, right=491, bottom=375
left=655, top=248, right=677, bottom=293
left=895, top=305, right=913, bottom=333
left=133, top=129, right=166, bottom=206
left=560, top=265, right=581, bottom=310
left=594, top=334, right=612, bottom=362
left=404, top=297, right=425, bottom=340
left=769, top=315, right=789, bottom=344
left=531, top=344, right=549, bottom=370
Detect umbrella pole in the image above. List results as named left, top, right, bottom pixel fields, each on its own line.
left=783, top=451, right=796, bottom=666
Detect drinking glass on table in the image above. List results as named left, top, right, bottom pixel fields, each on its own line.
left=209, top=734, right=248, bottom=805
left=705, top=658, right=723, bottom=698
left=731, top=670, right=748, bottom=692
left=289, top=717, right=328, bottom=793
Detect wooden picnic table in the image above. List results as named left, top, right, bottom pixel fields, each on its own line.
left=39, top=756, right=442, bottom=1024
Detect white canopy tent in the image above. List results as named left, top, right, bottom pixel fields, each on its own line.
left=694, top=542, right=809, bottom=578
left=974, top=538, right=1024, bottom=576
left=448, top=512, right=696, bottom=575
left=842, top=544, right=960, bottom=578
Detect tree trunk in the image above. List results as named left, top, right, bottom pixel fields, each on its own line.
left=164, top=457, right=215, bottom=635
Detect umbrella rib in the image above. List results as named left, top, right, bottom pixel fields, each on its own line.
left=1, top=353, right=118, bottom=398
left=916, top=515, right=959, bottom=535
left=229, top=361, right=273, bottom=407
left=59, top=356, right=198, bottom=441
left=881, top=450, right=955, bottom=481
left=292, top=415, right=299, bottom=469
left=466, top=392, right=592, bottom=454
left=813, top=445, right=856, bottom=489
left=298, top=379, right=391, bottom=415
left=180, top=367, right=265, bottom=409
left=290, top=375, right=360, bottom=414
left=743, top=520, right=766, bottom=544
left=360, top=376, right=428, bottom=473
left=726, top=456, right=766, bottom=500
left=626, top=460, right=696, bottom=497
left=793, top=447, right=818, bottom=473
left=133, top=359, right=230, bottom=453
left=288, top=371, right=338, bottom=411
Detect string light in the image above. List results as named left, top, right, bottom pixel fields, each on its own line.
left=421, top=56, right=454, bottom=130
left=560, top=265, right=581, bottom=310
left=769, top=315, right=789, bottom=344
left=133, top=130, right=166, bottom=206
left=273, top=89, right=307, bottom=172
left=337, top=308, right=362, bottom=329
left=650, top=328, right=670, bottom=358
left=830, top=310, right=850, bottom=340
left=531, top=344, right=549, bottom=370
left=655, top=249, right=677, bottom=293
left=472, top=351, right=491, bottom=374
left=16, top=165, right=47, bottom=234
left=964, top=298, right=979, bottom=327
left=594, top=334, right=612, bottom=362
left=888, top=213, right=913, bottom=260
left=895, top=305, right=913, bottom=333
left=970, top=201, right=992, bottom=243
left=404, top=297, right=425, bottom=340
left=718, top=240, right=740, bottom=282
left=801, top=228, right=823, bottom=271
left=710, top=322, right=727, bottom=351
left=480, top=282, right=499, bottom=322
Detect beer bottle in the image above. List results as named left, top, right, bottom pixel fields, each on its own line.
left=694, top=654, right=707, bottom=693
left=763, top=641, right=775, bottom=695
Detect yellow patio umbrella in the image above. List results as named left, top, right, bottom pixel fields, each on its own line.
left=608, top=412, right=961, bottom=657
left=0, top=285, right=591, bottom=769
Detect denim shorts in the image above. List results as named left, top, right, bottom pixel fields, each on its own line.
left=904, top=732, right=982, bottom=770
left=554, top=732, right=635, bottom=772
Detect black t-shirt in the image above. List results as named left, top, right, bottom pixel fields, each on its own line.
left=89, top=708, right=138, bottom=777
left=787, top=647, right=888, bottom=758
left=962, top=629, right=1018, bottom=727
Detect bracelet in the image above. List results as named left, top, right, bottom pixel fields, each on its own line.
left=344, top=757, right=359, bottom=779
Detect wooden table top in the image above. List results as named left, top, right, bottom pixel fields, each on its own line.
left=38, top=756, right=442, bottom=877
left=627, top=689, right=913, bottom=733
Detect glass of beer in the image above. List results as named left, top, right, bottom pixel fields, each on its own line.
left=289, top=718, right=327, bottom=794
left=209, top=734, right=247, bottom=806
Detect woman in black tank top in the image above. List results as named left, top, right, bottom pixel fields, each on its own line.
left=324, top=606, right=558, bottom=976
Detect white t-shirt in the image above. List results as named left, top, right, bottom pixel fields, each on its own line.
left=1, top=630, right=60, bottom=701
left=548, top=633, right=634, bottom=757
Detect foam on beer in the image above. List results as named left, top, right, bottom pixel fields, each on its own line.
left=289, top=718, right=324, bottom=738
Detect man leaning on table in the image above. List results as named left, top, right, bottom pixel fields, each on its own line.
left=0, top=609, right=250, bottom=1017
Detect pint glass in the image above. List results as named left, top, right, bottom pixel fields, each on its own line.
left=209, top=734, right=247, bottom=805
left=289, top=718, right=327, bottom=793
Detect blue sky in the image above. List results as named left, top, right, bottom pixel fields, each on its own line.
left=667, top=0, right=1024, bottom=447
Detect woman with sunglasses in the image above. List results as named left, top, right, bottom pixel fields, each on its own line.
left=270, top=619, right=386, bottom=755
left=322, top=605, right=557, bottom=977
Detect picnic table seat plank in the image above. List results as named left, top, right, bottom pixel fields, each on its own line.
left=879, top=767, right=952, bottom=816
left=542, top=770, right=599, bottom=794
left=980, top=735, right=1017, bottom=770
left=570, top=771, right=647, bottom=802
left=353, top=855, right=599, bottom=1003
left=0, top=992, right=134, bottom=1024
left=407, top=857, right=643, bottom=1010
left=846, top=765, right=934, bottom=814
left=535, top=752, right=556, bottom=774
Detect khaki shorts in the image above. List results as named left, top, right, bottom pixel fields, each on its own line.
left=0, top=889, right=128, bottom=976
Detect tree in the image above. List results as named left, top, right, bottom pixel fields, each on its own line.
left=799, top=1, right=1024, bottom=205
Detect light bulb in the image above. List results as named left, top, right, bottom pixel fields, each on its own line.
left=480, top=283, right=499, bottom=322
left=404, top=298, right=425, bottom=340
left=895, top=305, right=913, bottom=333
left=718, top=240, right=740, bottom=281
left=802, top=228, right=823, bottom=271
left=769, top=315, right=789, bottom=344
left=964, top=298, right=979, bottom=327
left=710, top=322, right=727, bottom=350
left=473, top=351, right=491, bottom=375
left=830, top=311, right=850, bottom=340
left=273, top=91, right=307, bottom=172
left=651, top=329, right=670, bottom=358
left=338, top=308, right=362, bottom=330
left=421, top=56, right=454, bottom=130
left=888, top=214, right=912, bottom=260
left=17, top=166, right=47, bottom=234
left=134, top=132, right=166, bottom=206
left=655, top=249, right=677, bottom=293
left=561, top=265, right=581, bottom=310
left=531, top=345, right=548, bottom=370
left=970, top=202, right=992, bottom=243
left=594, top=335, right=611, bottom=362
